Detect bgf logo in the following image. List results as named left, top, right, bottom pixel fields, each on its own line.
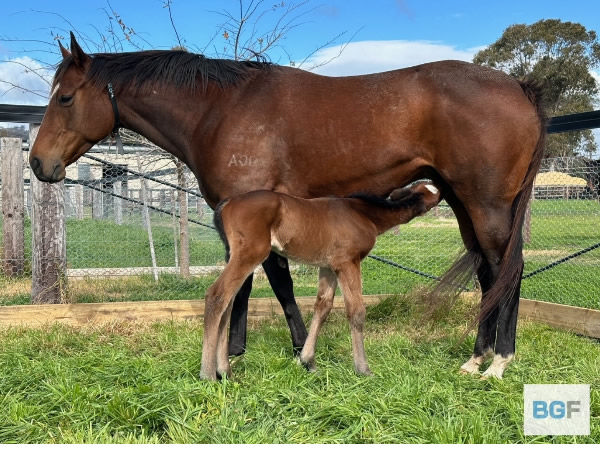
left=532, top=400, right=581, bottom=419
left=524, top=384, right=590, bottom=436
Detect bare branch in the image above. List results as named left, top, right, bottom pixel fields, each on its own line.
left=163, top=0, right=183, bottom=48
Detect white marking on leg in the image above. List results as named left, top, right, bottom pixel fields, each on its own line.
left=460, top=355, right=485, bottom=375
left=425, top=184, right=439, bottom=194
left=481, top=353, right=514, bottom=379
left=49, top=82, right=60, bottom=100
left=459, top=349, right=493, bottom=375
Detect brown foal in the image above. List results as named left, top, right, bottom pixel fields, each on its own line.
left=200, top=182, right=441, bottom=380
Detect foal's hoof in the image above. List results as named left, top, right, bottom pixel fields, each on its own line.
left=199, top=371, right=217, bottom=381
left=299, top=357, right=316, bottom=373
left=216, top=368, right=233, bottom=381
left=355, top=366, right=373, bottom=377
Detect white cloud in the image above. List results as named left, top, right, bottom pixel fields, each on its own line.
left=0, top=56, right=53, bottom=105
left=304, top=40, right=485, bottom=76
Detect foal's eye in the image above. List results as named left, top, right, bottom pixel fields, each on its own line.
left=58, top=95, right=73, bottom=106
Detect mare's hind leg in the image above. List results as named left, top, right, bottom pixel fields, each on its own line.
left=263, top=252, right=308, bottom=355
left=336, top=263, right=371, bottom=376
left=299, top=267, right=337, bottom=371
left=460, top=263, right=497, bottom=375
left=445, top=194, right=495, bottom=375
left=481, top=260, right=523, bottom=379
left=469, top=204, right=520, bottom=379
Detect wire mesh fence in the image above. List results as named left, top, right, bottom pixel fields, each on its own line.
left=1, top=139, right=599, bottom=310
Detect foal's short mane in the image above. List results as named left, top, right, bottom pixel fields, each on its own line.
left=55, top=50, right=271, bottom=93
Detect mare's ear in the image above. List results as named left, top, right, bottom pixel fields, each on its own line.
left=70, top=31, right=91, bottom=68
left=58, top=39, right=70, bottom=59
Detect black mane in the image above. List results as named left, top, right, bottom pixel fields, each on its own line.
left=55, top=50, right=271, bottom=93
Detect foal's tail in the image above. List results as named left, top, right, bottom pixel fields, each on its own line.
left=213, top=199, right=231, bottom=261
left=477, top=79, right=547, bottom=321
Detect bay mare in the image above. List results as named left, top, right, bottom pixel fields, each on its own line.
left=29, top=33, right=545, bottom=378
left=201, top=183, right=441, bottom=380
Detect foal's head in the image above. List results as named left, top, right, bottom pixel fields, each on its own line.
left=388, top=182, right=441, bottom=214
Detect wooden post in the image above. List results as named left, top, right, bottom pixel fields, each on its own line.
left=30, top=124, right=67, bottom=304
left=523, top=190, right=533, bottom=244
left=176, top=159, right=190, bottom=277
left=113, top=181, right=123, bottom=225
left=171, top=190, right=179, bottom=268
left=75, top=185, right=84, bottom=220
left=138, top=158, right=158, bottom=282
left=92, top=188, right=102, bottom=219
left=1, top=137, right=25, bottom=277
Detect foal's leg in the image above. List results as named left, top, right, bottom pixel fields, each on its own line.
left=201, top=260, right=259, bottom=380
left=216, top=299, right=236, bottom=378
left=263, top=252, right=308, bottom=355
left=336, top=263, right=371, bottom=376
left=299, top=267, right=337, bottom=371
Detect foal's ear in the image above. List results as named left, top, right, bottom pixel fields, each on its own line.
left=69, top=31, right=91, bottom=68
left=58, top=39, right=70, bottom=59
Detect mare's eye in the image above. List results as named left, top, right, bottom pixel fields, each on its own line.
left=58, top=95, right=73, bottom=106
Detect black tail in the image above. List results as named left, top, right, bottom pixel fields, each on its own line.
left=213, top=199, right=231, bottom=261
left=477, top=79, right=547, bottom=321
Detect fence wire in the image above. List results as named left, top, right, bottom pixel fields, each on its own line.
left=1, top=146, right=599, bottom=310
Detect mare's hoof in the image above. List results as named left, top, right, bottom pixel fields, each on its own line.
left=459, top=359, right=482, bottom=376
left=228, top=345, right=246, bottom=357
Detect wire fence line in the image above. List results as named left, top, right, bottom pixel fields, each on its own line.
left=1, top=135, right=599, bottom=310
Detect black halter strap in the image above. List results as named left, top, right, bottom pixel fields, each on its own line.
left=107, top=83, right=124, bottom=154
left=107, top=82, right=120, bottom=134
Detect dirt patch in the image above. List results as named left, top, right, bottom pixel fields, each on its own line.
left=409, top=219, right=459, bottom=229
left=523, top=249, right=570, bottom=258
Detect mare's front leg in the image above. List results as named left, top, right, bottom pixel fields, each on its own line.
left=263, top=252, right=308, bottom=355
left=228, top=274, right=254, bottom=356
left=299, top=267, right=337, bottom=371
left=336, top=263, right=371, bottom=376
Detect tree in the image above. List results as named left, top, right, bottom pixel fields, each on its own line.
left=473, top=19, right=600, bottom=157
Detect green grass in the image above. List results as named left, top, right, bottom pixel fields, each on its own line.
left=0, top=296, right=598, bottom=444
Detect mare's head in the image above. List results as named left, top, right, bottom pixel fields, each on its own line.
left=29, top=33, right=115, bottom=182
left=388, top=182, right=441, bottom=214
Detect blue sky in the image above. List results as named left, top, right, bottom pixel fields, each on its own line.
left=1, top=0, right=599, bottom=104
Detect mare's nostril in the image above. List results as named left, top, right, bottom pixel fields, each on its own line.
left=51, top=163, right=63, bottom=180
left=30, top=156, right=41, bottom=172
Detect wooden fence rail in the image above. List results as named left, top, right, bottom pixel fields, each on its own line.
left=0, top=296, right=598, bottom=340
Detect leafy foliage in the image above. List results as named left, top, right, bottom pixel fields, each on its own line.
left=474, top=19, right=600, bottom=157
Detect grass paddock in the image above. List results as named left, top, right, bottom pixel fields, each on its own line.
left=0, top=295, right=598, bottom=444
